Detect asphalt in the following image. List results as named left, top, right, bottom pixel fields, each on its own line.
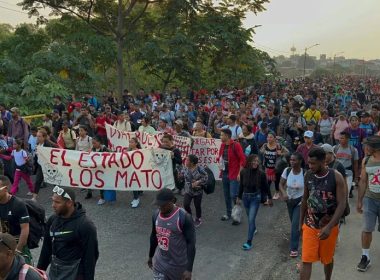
left=14, top=180, right=379, bottom=280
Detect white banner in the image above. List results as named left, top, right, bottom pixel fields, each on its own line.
left=106, top=124, right=222, bottom=180
left=190, top=137, right=222, bottom=179
left=106, top=123, right=191, bottom=159
left=37, top=147, right=175, bottom=191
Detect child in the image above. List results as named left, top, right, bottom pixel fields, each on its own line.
left=3, top=139, right=36, bottom=199
left=28, top=127, right=38, bottom=156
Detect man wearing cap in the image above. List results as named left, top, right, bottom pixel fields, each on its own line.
left=357, top=135, right=380, bottom=272
left=8, top=107, right=29, bottom=149
left=306, top=121, right=323, bottom=145
left=0, top=232, right=45, bottom=280
left=148, top=188, right=195, bottom=280
left=38, top=186, right=99, bottom=280
left=359, top=112, right=377, bottom=137
left=296, top=131, right=318, bottom=169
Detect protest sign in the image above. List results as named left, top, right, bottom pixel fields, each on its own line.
left=37, top=146, right=175, bottom=191
left=190, top=137, right=222, bottom=179
left=106, top=124, right=222, bottom=180
left=106, top=123, right=191, bottom=158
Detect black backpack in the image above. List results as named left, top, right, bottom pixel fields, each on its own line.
left=201, top=166, right=216, bottom=195
left=24, top=199, right=46, bottom=249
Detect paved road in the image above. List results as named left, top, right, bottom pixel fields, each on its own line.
left=16, top=180, right=379, bottom=280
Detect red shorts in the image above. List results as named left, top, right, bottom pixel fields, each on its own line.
left=301, top=224, right=339, bottom=265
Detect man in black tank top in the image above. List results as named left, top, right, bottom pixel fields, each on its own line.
left=299, top=147, right=346, bottom=280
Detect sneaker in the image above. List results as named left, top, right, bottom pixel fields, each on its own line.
left=273, top=192, right=280, bottom=200
left=194, top=218, right=202, bottom=228
left=254, top=229, right=258, bottom=236
left=221, top=215, right=231, bottom=221
left=131, top=199, right=140, bottom=208
left=97, top=199, right=106, bottom=205
left=85, top=193, right=92, bottom=199
left=290, top=251, right=298, bottom=258
left=232, top=220, right=240, bottom=226
left=357, top=255, right=371, bottom=272
left=26, top=192, right=33, bottom=196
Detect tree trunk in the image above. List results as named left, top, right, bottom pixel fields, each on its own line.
left=116, top=0, right=125, bottom=99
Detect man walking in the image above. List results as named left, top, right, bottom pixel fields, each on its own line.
left=296, top=131, right=318, bottom=169
left=148, top=189, right=195, bottom=280
left=300, top=148, right=346, bottom=280
left=8, top=107, right=29, bottom=149
left=356, top=135, right=380, bottom=272
left=37, top=186, right=99, bottom=280
left=217, top=129, right=246, bottom=224
left=0, top=175, right=32, bottom=264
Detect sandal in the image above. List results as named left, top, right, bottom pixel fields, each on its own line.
left=242, top=243, right=252, bottom=251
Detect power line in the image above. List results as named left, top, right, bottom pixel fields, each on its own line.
left=254, top=43, right=291, bottom=54
left=0, top=0, right=19, bottom=7
left=0, top=5, right=29, bottom=15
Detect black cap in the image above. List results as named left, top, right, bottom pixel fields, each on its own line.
left=364, top=135, right=380, bottom=149
left=361, top=112, right=370, bottom=118
left=307, top=120, right=316, bottom=126
left=153, top=188, right=175, bottom=206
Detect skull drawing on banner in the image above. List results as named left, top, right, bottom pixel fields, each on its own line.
left=150, top=149, right=171, bottom=179
left=42, top=163, right=63, bottom=185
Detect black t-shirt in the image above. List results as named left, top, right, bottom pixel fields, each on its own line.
left=223, top=144, right=229, bottom=172
left=52, top=118, right=63, bottom=138
left=0, top=196, right=29, bottom=236
left=53, top=103, right=66, bottom=116
left=264, top=116, right=280, bottom=133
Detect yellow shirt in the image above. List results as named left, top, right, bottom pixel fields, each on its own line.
left=303, top=109, right=321, bottom=122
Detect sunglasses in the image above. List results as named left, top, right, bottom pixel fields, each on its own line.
left=0, top=238, right=12, bottom=250
left=53, top=186, right=72, bottom=200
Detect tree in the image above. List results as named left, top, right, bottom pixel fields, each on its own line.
left=20, top=0, right=270, bottom=96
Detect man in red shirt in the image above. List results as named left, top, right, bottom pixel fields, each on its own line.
left=217, top=128, right=246, bottom=224
left=95, top=108, right=112, bottom=145
left=297, top=131, right=318, bottom=169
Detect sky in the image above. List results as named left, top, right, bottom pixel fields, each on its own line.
left=0, top=0, right=379, bottom=60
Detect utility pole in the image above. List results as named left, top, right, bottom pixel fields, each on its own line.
left=303, top=43, right=320, bottom=78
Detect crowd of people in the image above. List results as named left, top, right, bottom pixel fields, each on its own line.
left=0, top=76, right=380, bottom=279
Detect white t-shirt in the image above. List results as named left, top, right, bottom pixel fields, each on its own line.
left=12, top=149, right=27, bottom=167
left=222, top=124, right=242, bottom=140
left=281, top=168, right=305, bottom=199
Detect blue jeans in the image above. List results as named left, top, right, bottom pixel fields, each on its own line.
left=286, top=197, right=301, bottom=251
left=242, top=192, right=261, bottom=242
left=222, top=172, right=239, bottom=217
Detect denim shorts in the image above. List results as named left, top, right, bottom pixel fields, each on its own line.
left=363, top=196, right=380, bottom=233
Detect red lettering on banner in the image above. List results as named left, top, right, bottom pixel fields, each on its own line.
left=68, top=169, right=79, bottom=186
left=94, top=170, right=105, bottom=188
left=80, top=169, right=92, bottom=187
left=115, top=171, right=127, bottom=188
left=50, top=149, right=60, bottom=165
left=120, top=152, right=132, bottom=168
left=108, top=153, right=120, bottom=168
left=78, top=152, right=90, bottom=168
left=130, top=171, right=141, bottom=188
left=132, top=151, right=144, bottom=169
left=90, top=153, right=99, bottom=168
left=141, top=169, right=151, bottom=188
left=61, top=150, right=71, bottom=167
left=152, top=170, right=162, bottom=189
left=110, top=127, right=118, bottom=138
left=101, top=152, right=111, bottom=168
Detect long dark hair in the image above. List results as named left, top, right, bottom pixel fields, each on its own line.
left=245, top=154, right=261, bottom=188
left=130, top=137, right=142, bottom=149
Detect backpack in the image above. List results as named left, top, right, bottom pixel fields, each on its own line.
left=18, top=264, right=48, bottom=280
left=198, top=166, right=215, bottom=195
left=333, top=144, right=356, bottom=170
left=23, top=199, right=46, bottom=249
left=331, top=161, right=350, bottom=217
left=285, top=167, right=304, bottom=179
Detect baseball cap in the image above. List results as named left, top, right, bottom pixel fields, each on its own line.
left=364, top=135, right=380, bottom=149
left=304, top=131, right=314, bottom=138
left=10, top=107, right=19, bottom=113
left=174, top=119, right=183, bottom=126
left=321, top=144, right=335, bottom=156
left=153, top=188, right=175, bottom=206
left=361, top=112, right=370, bottom=118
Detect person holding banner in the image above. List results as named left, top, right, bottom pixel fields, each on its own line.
left=183, top=155, right=208, bottom=228
left=218, top=128, right=246, bottom=224
left=75, top=126, right=92, bottom=153
left=138, top=116, right=156, bottom=134
left=128, top=137, right=143, bottom=208
left=192, top=121, right=212, bottom=138
left=113, top=111, right=132, bottom=132
left=160, top=134, right=183, bottom=195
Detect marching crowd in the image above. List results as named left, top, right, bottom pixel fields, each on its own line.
left=0, top=76, right=380, bottom=279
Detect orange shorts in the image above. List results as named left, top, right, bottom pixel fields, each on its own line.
left=301, top=224, right=339, bottom=265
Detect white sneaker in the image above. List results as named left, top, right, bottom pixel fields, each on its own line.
left=97, top=199, right=106, bottom=205
left=27, top=192, right=33, bottom=196
left=131, top=199, right=140, bottom=208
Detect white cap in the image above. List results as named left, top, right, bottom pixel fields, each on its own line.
left=304, top=130, right=314, bottom=138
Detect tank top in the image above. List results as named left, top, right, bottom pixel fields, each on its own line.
left=153, top=207, right=187, bottom=270
left=365, top=158, right=380, bottom=200
left=304, top=169, right=337, bottom=229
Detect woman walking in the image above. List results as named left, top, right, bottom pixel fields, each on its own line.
left=182, top=155, right=208, bottom=227
left=237, top=154, right=272, bottom=250
left=128, top=137, right=143, bottom=208
left=279, top=152, right=305, bottom=257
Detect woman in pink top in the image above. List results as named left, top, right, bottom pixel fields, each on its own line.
left=331, top=112, right=350, bottom=144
